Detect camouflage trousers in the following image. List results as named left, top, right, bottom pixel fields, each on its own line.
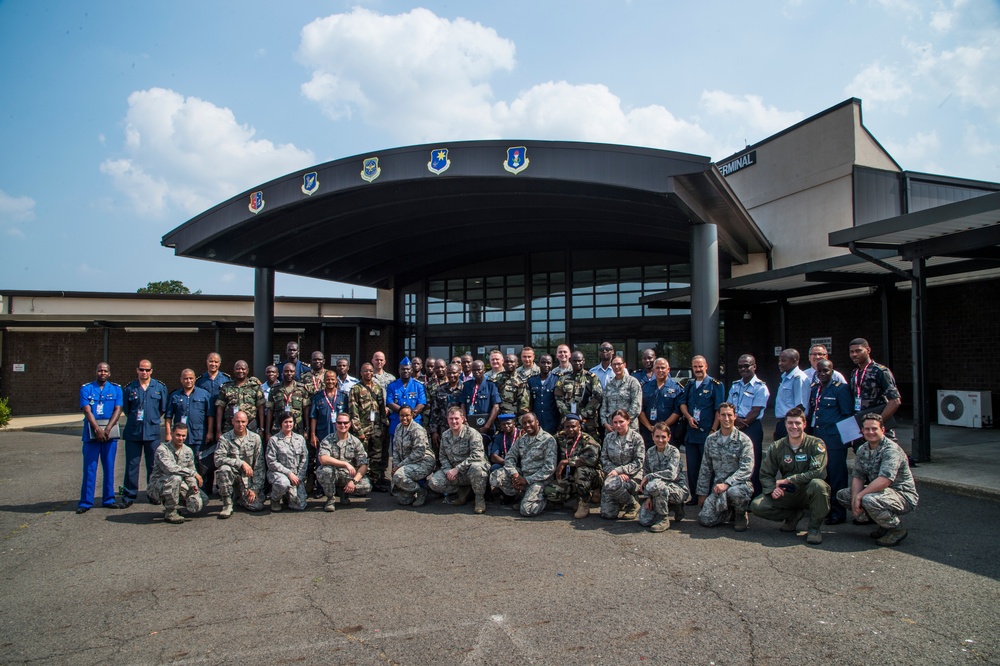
left=637, top=479, right=689, bottom=526
left=148, top=476, right=206, bottom=514
left=391, top=460, right=435, bottom=496
left=267, top=470, right=308, bottom=510
left=427, top=463, right=489, bottom=496
left=215, top=464, right=264, bottom=511
left=751, top=479, right=830, bottom=529
left=543, top=467, right=602, bottom=503
left=489, top=468, right=548, bottom=517
left=601, top=475, right=639, bottom=518
left=836, top=487, right=915, bottom=529
left=698, top=484, right=753, bottom=526
left=360, top=429, right=386, bottom=482
left=315, top=466, right=373, bottom=498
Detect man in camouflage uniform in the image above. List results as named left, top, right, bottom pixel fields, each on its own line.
left=215, top=360, right=266, bottom=437
left=371, top=351, right=396, bottom=393
left=599, top=356, right=642, bottom=433
left=299, top=351, right=328, bottom=403
left=390, top=406, right=436, bottom=507
left=147, top=423, right=207, bottom=524
left=494, top=354, right=530, bottom=417
left=427, top=407, right=490, bottom=514
left=544, top=413, right=602, bottom=519
left=349, top=362, right=389, bottom=487
left=516, top=346, right=540, bottom=381
left=214, top=411, right=265, bottom=517
left=316, top=413, right=371, bottom=511
left=490, top=413, right=557, bottom=517
left=638, top=423, right=689, bottom=532
left=265, top=363, right=310, bottom=435
left=837, top=413, right=919, bottom=547
left=555, top=351, right=603, bottom=437
left=848, top=338, right=902, bottom=441
left=430, top=362, right=465, bottom=453
left=696, top=402, right=754, bottom=530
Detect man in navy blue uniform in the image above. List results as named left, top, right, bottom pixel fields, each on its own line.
left=727, top=353, right=770, bottom=496
left=121, top=359, right=168, bottom=506
left=279, top=341, right=310, bottom=381
left=166, top=368, right=215, bottom=489
left=806, top=359, right=854, bottom=524
left=631, top=348, right=657, bottom=386
left=679, top=355, right=725, bottom=501
left=461, top=360, right=501, bottom=437
left=638, top=357, right=683, bottom=448
left=78, top=362, right=125, bottom=513
left=195, top=353, right=230, bottom=413
left=528, top=354, right=560, bottom=434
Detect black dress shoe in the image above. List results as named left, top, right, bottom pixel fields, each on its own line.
left=121, top=500, right=134, bottom=508
left=107, top=501, right=128, bottom=509
left=825, top=516, right=846, bottom=525
left=75, top=507, right=90, bottom=514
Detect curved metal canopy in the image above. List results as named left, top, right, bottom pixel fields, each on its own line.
left=162, top=140, right=770, bottom=289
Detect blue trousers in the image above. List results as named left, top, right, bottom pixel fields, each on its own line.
left=684, top=438, right=704, bottom=494
left=825, top=447, right=849, bottom=521
left=744, top=420, right=764, bottom=497
left=80, top=439, right=118, bottom=509
left=123, top=439, right=158, bottom=500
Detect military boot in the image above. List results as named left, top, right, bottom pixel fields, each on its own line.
left=671, top=502, right=685, bottom=522
left=163, top=509, right=185, bottom=524
left=781, top=510, right=804, bottom=532
left=453, top=485, right=472, bottom=506
left=219, top=498, right=234, bottom=519
left=621, top=498, right=641, bottom=520
left=806, top=527, right=823, bottom=544
left=573, top=498, right=590, bottom=519
left=413, top=486, right=428, bottom=507
left=473, top=493, right=486, bottom=514
left=869, top=526, right=888, bottom=539
left=734, top=511, right=749, bottom=532
left=324, top=496, right=337, bottom=512
left=649, top=515, right=671, bottom=533
left=877, top=528, right=908, bottom=547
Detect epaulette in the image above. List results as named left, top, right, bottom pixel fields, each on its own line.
left=711, top=378, right=722, bottom=385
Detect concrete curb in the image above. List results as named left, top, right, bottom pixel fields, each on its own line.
left=914, top=475, right=1000, bottom=502
left=0, top=424, right=80, bottom=433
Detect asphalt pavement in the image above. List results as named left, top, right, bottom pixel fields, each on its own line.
left=1, top=425, right=999, bottom=665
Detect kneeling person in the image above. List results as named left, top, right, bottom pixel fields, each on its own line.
left=147, top=423, right=206, bottom=524
left=638, top=423, right=690, bottom=532
left=696, top=402, right=754, bottom=530
left=600, top=410, right=645, bottom=520
left=266, top=412, right=309, bottom=511
left=837, top=413, right=919, bottom=547
left=490, top=413, right=557, bottom=517
left=316, top=414, right=372, bottom=511
left=390, top=406, right=435, bottom=507
left=214, top=411, right=265, bottom=517
left=750, top=407, right=830, bottom=544
left=543, top=414, right=603, bottom=519
left=427, top=407, right=490, bottom=514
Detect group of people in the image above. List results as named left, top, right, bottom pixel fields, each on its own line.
left=77, top=337, right=918, bottom=546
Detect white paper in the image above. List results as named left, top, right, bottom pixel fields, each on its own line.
left=836, top=416, right=862, bottom=443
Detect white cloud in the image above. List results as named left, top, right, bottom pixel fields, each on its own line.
left=101, top=87, right=315, bottom=218
left=699, top=91, right=804, bottom=135
left=883, top=130, right=940, bottom=164
left=845, top=63, right=913, bottom=110
left=908, top=38, right=1000, bottom=114
left=0, top=189, right=36, bottom=239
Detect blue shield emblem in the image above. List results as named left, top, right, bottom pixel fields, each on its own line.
left=428, top=148, right=451, bottom=175
left=361, top=157, right=381, bottom=183
left=248, top=191, right=265, bottom=214
left=301, top=171, right=319, bottom=196
left=503, top=146, right=529, bottom=174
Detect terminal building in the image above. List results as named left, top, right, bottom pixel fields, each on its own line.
left=3, top=98, right=998, bottom=459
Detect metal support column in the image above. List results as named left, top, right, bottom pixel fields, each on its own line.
left=880, top=286, right=893, bottom=368
left=911, top=258, right=930, bottom=463
left=253, top=267, right=275, bottom=379
left=691, top=223, right=720, bottom=374
left=354, top=325, right=362, bottom=373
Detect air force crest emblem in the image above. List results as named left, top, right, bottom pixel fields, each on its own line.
left=249, top=191, right=265, bottom=214
left=301, top=172, right=319, bottom=196
left=428, top=149, right=451, bottom=175
left=503, top=146, right=529, bottom=174
left=361, top=157, right=381, bottom=183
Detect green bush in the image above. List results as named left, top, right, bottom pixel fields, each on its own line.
left=0, top=397, right=10, bottom=429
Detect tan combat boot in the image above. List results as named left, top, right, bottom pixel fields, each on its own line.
left=473, top=493, right=486, bottom=514
left=219, top=498, right=234, bottom=519
left=163, top=509, right=185, bottom=524
left=649, top=515, right=671, bottom=533
left=621, top=498, right=640, bottom=520
left=573, top=498, right=590, bottom=519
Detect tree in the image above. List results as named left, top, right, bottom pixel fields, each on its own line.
left=137, top=280, right=201, bottom=295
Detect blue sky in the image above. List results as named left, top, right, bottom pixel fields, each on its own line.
left=1, top=0, right=998, bottom=297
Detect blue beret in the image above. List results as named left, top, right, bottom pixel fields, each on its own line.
left=564, top=413, right=582, bottom=422
left=399, top=356, right=411, bottom=366
left=497, top=413, right=517, bottom=421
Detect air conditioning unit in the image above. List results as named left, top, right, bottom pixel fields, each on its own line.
left=937, top=390, right=993, bottom=428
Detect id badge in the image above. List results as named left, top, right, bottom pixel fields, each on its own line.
left=570, top=401, right=577, bottom=414
left=330, top=412, right=336, bottom=424
left=692, top=408, right=701, bottom=421
left=468, top=405, right=475, bottom=416
left=649, top=408, right=657, bottom=420
left=180, top=415, right=188, bottom=424
left=137, top=409, right=144, bottom=420
left=370, top=409, right=376, bottom=422
left=95, top=403, right=105, bottom=416
left=854, top=397, right=862, bottom=411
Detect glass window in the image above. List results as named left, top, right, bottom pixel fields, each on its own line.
left=507, top=274, right=524, bottom=286
left=506, top=310, right=525, bottom=322
left=573, top=307, right=593, bottom=319
left=549, top=295, right=565, bottom=308
left=595, top=292, right=617, bottom=306
left=573, top=293, right=594, bottom=307
left=596, top=306, right=618, bottom=318
left=486, top=276, right=504, bottom=288
left=447, top=279, right=464, bottom=290
left=620, top=305, right=642, bottom=317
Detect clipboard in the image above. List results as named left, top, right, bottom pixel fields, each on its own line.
left=89, top=418, right=121, bottom=440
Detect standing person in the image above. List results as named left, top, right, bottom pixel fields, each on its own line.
left=264, top=364, right=310, bottom=436
left=390, top=406, right=436, bottom=507
left=543, top=414, right=603, bottom=519
left=485, top=349, right=505, bottom=381
left=215, top=360, right=266, bottom=437
left=195, top=352, right=230, bottom=420
left=528, top=354, right=560, bottom=435
left=371, top=351, right=396, bottom=392
left=806, top=359, right=854, bottom=525
left=599, top=410, right=645, bottom=520
left=696, top=403, right=755, bottom=531
left=279, top=342, right=310, bottom=381
left=316, top=414, right=371, bottom=510
left=727, top=354, right=770, bottom=496
left=430, top=363, right=465, bottom=452
left=147, top=423, right=207, bottom=524
left=461, top=360, right=501, bottom=437
left=848, top=338, right=902, bottom=441
left=516, top=346, right=540, bottom=381
left=165, top=369, right=214, bottom=491
left=631, top=348, right=657, bottom=386
left=750, top=407, right=830, bottom=545
left=590, top=342, right=616, bottom=390
left=422, top=356, right=439, bottom=394
left=493, top=354, right=530, bottom=417
left=679, top=355, right=725, bottom=502
left=803, top=344, right=846, bottom=385
left=411, top=357, right=425, bottom=382
left=489, top=413, right=557, bottom=517
left=555, top=351, right=603, bottom=439
left=427, top=407, right=490, bottom=514
left=638, top=357, right=683, bottom=448
left=335, top=357, right=359, bottom=393
left=599, top=356, right=642, bottom=433
left=837, top=414, right=918, bottom=547
left=299, top=351, right=328, bottom=403
left=773, top=349, right=809, bottom=440
left=266, top=413, right=309, bottom=512
left=348, top=363, right=389, bottom=490
left=309, top=371, right=346, bottom=449
left=386, top=358, right=428, bottom=441
left=77, top=362, right=124, bottom=513
left=459, top=354, right=475, bottom=383
left=214, top=411, right=265, bottom=516
left=263, top=365, right=281, bottom=394
left=637, top=423, right=690, bottom=533
left=121, top=359, right=168, bottom=507
left=553, top=344, right=573, bottom=377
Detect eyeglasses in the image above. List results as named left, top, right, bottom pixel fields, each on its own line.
left=736, top=364, right=752, bottom=370
left=137, top=368, right=152, bottom=372
left=599, top=347, right=613, bottom=352
left=335, top=421, right=351, bottom=426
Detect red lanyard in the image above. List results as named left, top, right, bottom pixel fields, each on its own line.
left=324, top=390, right=338, bottom=413
left=854, top=362, right=872, bottom=398
left=471, top=383, right=480, bottom=406
left=564, top=434, right=581, bottom=478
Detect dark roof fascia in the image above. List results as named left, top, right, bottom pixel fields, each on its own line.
left=904, top=171, right=1000, bottom=192
left=0, top=290, right=375, bottom=305
left=0, top=316, right=387, bottom=329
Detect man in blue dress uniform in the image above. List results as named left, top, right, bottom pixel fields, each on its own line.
left=679, top=355, right=725, bottom=501
left=806, top=359, right=854, bottom=524
left=386, top=357, right=427, bottom=437
left=78, top=362, right=125, bottom=513
left=166, top=368, right=215, bottom=488
left=638, top=357, right=684, bottom=448
left=121, top=359, right=168, bottom=506
left=528, top=354, right=560, bottom=434
left=461, top=360, right=501, bottom=437
left=727, top=354, right=770, bottom=496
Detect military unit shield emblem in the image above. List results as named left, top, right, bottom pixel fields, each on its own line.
left=301, top=172, right=319, bottom=196
left=249, top=191, right=265, bottom=214
left=428, top=148, right=451, bottom=175
left=361, top=157, right=381, bottom=183
left=503, top=146, right=529, bottom=174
